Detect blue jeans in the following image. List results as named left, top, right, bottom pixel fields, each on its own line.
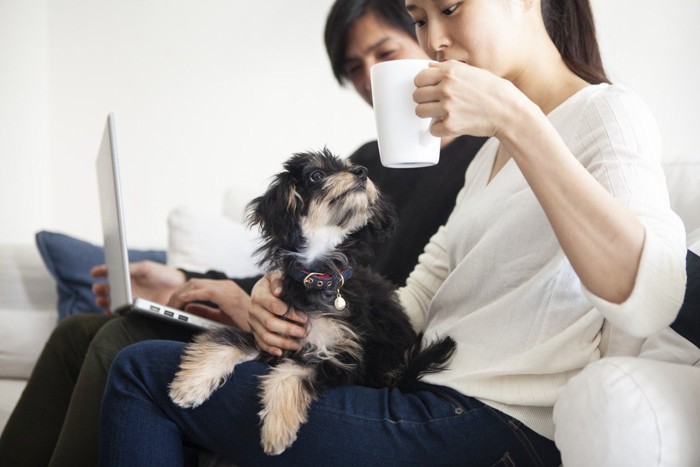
left=100, top=340, right=561, bottom=467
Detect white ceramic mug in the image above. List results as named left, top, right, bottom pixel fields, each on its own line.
left=370, top=59, right=440, bottom=168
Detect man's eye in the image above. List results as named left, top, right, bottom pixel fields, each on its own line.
left=378, top=49, right=397, bottom=59
left=309, top=170, right=325, bottom=182
left=345, top=65, right=361, bottom=77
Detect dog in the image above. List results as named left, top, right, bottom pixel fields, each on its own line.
left=169, top=149, right=456, bottom=455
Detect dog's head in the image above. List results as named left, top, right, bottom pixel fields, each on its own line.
left=247, top=149, right=396, bottom=270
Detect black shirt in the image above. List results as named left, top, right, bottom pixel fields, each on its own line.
left=349, top=135, right=486, bottom=286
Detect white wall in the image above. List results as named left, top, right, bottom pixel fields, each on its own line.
left=0, top=0, right=50, bottom=245
left=2, top=0, right=375, bottom=247
left=593, top=0, right=700, bottom=162
left=1, top=0, right=698, bottom=248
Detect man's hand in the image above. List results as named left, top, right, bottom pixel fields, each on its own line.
left=167, top=279, right=252, bottom=330
left=91, top=260, right=187, bottom=312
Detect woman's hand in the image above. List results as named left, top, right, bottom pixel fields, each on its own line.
left=248, top=273, right=307, bottom=357
left=167, top=279, right=251, bottom=330
left=91, top=261, right=186, bottom=312
left=413, top=60, right=517, bottom=139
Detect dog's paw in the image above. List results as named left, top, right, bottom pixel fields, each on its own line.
left=169, top=334, right=259, bottom=409
left=169, top=372, right=216, bottom=408
left=259, top=414, right=298, bottom=456
left=258, top=361, right=315, bottom=455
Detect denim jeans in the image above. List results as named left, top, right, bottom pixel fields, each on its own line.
left=100, top=340, right=561, bottom=467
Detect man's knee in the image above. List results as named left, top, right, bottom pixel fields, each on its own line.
left=46, top=314, right=112, bottom=355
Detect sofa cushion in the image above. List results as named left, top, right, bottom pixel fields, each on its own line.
left=167, top=206, right=262, bottom=278
left=553, top=356, right=700, bottom=467
left=35, top=231, right=166, bottom=320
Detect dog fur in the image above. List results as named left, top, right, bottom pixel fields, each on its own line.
left=169, top=149, right=456, bottom=455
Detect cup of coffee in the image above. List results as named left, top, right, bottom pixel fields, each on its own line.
left=370, top=59, right=440, bottom=168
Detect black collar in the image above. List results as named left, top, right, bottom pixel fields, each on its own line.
left=287, top=264, right=353, bottom=291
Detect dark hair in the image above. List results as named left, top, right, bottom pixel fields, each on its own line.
left=541, top=0, right=610, bottom=84
left=324, top=0, right=416, bottom=85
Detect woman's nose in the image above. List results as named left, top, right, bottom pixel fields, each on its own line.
left=427, top=22, right=450, bottom=56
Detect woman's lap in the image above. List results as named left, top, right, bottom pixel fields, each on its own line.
left=101, top=340, right=560, bottom=467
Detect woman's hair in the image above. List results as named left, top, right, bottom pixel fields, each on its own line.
left=324, top=0, right=609, bottom=86
left=325, top=0, right=415, bottom=85
left=541, top=0, right=610, bottom=84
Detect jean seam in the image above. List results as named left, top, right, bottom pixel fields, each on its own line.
left=484, top=405, right=546, bottom=467
left=314, top=389, right=473, bottom=426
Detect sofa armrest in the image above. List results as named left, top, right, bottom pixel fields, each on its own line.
left=0, top=244, right=57, bottom=379
left=554, top=357, right=700, bottom=467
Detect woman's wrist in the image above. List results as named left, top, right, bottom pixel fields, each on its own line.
left=495, top=86, right=549, bottom=161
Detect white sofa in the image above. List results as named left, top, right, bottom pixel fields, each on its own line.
left=1, top=161, right=699, bottom=465
left=0, top=184, right=262, bottom=432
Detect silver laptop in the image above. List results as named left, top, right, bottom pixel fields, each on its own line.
left=96, top=113, right=225, bottom=330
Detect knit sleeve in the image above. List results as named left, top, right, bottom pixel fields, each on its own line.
left=573, top=86, right=687, bottom=336
left=398, top=226, right=451, bottom=332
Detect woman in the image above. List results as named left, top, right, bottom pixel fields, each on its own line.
left=98, top=0, right=686, bottom=465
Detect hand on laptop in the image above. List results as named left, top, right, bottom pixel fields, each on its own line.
left=91, top=261, right=186, bottom=312
left=167, top=279, right=252, bottom=330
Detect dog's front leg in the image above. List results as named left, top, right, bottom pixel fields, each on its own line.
left=258, top=359, right=317, bottom=455
left=169, top=328, right=259, bottom=408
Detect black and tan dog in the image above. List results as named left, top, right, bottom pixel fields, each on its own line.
left=169, top=149, right=455, bottom=455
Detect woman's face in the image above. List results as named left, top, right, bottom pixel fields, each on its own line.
left=344, top=12, right=428, bottom=106
left=404, top=0, right=527, bottom=80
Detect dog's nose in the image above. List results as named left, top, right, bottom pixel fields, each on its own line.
left=351, top=166, right=368, bottom=180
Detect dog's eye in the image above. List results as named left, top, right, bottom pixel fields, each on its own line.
left=309, top=170, right=325, bottom=182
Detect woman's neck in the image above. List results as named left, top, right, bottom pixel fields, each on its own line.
left=511, top=38, right=590, bottom=116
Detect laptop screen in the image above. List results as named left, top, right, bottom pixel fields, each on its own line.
left=95, top=113, right=133, bottom=311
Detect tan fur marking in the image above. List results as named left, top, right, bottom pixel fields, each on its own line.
left=258, top=362, right=315, bottom=455
left=305, top=316, right=362, bottom=368
left=169, top=334, right=258, bottom=408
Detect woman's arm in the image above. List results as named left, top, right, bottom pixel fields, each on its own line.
left=399, top=225, right=452, bottom=331
left=500, top=99, right=646, bottom=304
left=414, top=61, right=686, bottom=335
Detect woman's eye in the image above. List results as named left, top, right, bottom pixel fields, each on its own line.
left=412, top=18, right=427, bottom=28
left=443, top=3, right=460, bottom=15
left=309, top=170, right=325, bottom=182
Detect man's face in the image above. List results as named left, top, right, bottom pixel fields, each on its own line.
left=343, top=12, right=428, bottom=106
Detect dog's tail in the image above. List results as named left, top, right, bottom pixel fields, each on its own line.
left=394, top=333, right=456, bottom=392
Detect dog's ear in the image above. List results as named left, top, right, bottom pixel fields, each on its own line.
left=345, top=193, right=397, bottom=265
left=366, top=194, right=397, bottom=243
left=246, top=171, right=302, bottom=247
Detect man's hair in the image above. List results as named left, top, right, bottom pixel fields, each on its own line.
left=324, top=0, right=416, bottom=85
